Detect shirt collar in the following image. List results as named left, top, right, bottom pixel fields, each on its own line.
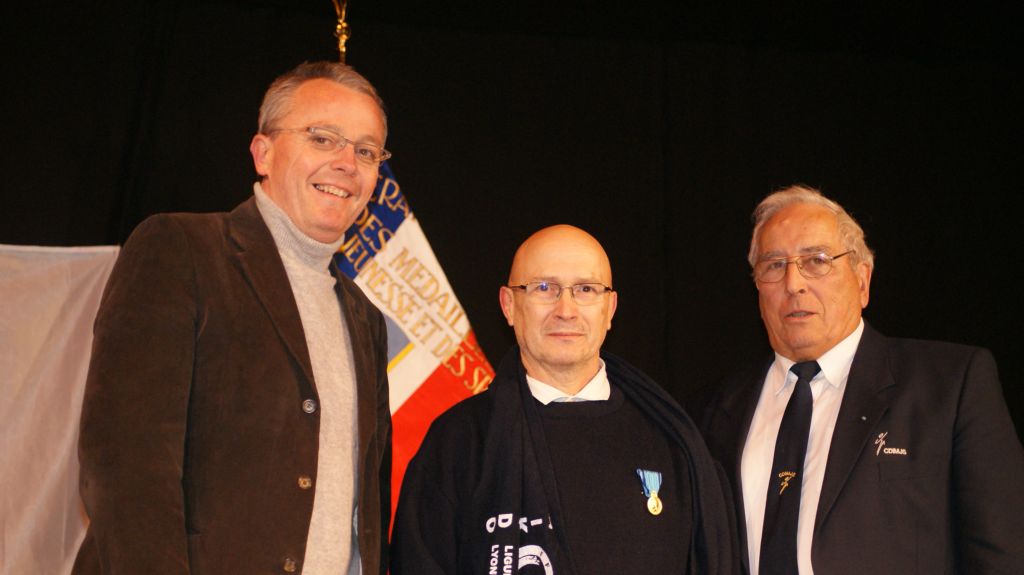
left=526, top=360, right=610, bottom=405
left=771, top=319, right=865, bottom=395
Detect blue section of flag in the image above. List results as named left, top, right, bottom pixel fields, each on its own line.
left=384, top=313, right=410, bottom=363
left=334, top=161, right=409, bottom=279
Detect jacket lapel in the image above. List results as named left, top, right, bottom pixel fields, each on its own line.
left=334, top=266, right=377, bottom=466
left=713, top=357, right=771, bottom=573
left=228, top=198, right=317, bottom=391
left=718, top=358, right=772, bottom=485
left=814, top=323, right=897, bottom=529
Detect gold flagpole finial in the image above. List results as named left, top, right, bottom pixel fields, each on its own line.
left=331, top=0, right=351, bottom=63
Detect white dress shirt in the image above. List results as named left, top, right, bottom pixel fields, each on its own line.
left=741, top=320, right=864, bottom=574
left=526, top=361, right=610, bottom=404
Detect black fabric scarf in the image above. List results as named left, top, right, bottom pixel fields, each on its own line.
left=471, top=349, right=738, bottom=574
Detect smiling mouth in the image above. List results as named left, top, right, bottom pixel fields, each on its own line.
left=786, top=311, right=815, bottom=319
left=313, top=183, right=352, bottom=199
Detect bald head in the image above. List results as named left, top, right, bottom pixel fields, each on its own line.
left=499, top=225, right=617, bottom=393
left=508, top=225, right=613, bottom=286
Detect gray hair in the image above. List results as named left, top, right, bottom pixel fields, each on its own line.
left=257, top=61, right=387, bottom=137
left=748, top=184, right=875, bottom=269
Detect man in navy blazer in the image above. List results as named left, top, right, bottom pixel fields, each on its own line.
left=700, top=185, right=1024, bottom=574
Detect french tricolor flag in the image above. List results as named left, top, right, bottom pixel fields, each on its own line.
left=335, top=161, right=495, bottom=523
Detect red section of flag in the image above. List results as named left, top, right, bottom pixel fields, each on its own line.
left=389, top=331, right=494, bottom=530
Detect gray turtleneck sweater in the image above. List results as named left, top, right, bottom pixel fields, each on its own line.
left=254, top=183, right=360, bottom=574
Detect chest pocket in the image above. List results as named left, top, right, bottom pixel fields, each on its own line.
left=875, top=457, right=943, bottom=481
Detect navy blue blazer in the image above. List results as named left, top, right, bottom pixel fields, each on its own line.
left=701, top=323, right=1024, bottom=574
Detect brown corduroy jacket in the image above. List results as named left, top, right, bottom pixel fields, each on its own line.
left=73, top=197, right=391, bottom=574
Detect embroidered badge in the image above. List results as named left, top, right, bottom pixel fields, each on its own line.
left=874, top=431, right=908, bottom=456
left=778, top=471, right=797, bottom=495
left=874, top=431, right=888, bottom=455
left=635, top=468, right=663, bottom=516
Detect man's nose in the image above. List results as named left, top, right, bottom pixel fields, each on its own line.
left=784, top=261, right=808, bottom=295
left=552, top=287, right=579, bottom=316
left=330, top=141, right=358, bottom=171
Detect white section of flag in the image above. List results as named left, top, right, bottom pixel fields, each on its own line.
left=353, top=216, right=472, bottom=413
left=383, top=341, right=437, bottom=412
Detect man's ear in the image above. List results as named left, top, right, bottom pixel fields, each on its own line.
left=606, top=289, right=618, bottom=329
left=499, top=286, right=515, bottom=326
left=857, top=261, right=872, bottom=309
left=250, top=134, right=272, bottom=176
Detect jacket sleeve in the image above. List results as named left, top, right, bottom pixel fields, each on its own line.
left=389, top=423, right=461, bottom=575
left=76, top=215, right=197, bottom=573
left=951, top=347, right=1024, bottom=572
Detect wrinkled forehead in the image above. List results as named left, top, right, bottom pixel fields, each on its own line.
left=758, top=203, right=843, bottom=255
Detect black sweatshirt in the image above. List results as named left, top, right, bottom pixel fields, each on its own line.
left=390, top=349, right=739, bottom=575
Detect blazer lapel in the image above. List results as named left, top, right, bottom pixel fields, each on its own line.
left=724, top=360, right=772, bottom=486
left=334, top=266, right=378, bottom=466
left=715, top=357, right=771, bottom=574
left=228, top=198, right=316, bottom=391
left=814, top=323, right=897, bottom=528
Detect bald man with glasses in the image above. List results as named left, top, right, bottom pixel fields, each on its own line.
left=390, top=224, right=738, bottom=575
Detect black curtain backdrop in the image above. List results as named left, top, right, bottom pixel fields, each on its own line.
left=3, top=1, right=1021, bottom=439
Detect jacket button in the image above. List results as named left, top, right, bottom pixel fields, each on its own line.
left=298, top=475, right=313, bottom=490
left=302, top=398, right=317, bottom=414
left=283, top=557, right=297, bottom=572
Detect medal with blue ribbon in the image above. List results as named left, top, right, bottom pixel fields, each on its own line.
left=635, top=468, right=663, bottom=516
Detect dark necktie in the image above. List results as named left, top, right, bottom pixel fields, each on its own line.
left=759, top=360, right=821, bottom=575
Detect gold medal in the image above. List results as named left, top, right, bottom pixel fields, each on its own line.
left=647, top=492, right=663, bottom=515
left=637, top=468, right=664, bottom=517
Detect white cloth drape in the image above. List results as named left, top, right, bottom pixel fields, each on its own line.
left=1, top=244, right=119, bottom=574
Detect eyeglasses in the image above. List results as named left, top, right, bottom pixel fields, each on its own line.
left=754, top=251, right=853, bottom=283
left=267, top=126, right=391, bottom=165
left=507, top=281, right=614, bottom=305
